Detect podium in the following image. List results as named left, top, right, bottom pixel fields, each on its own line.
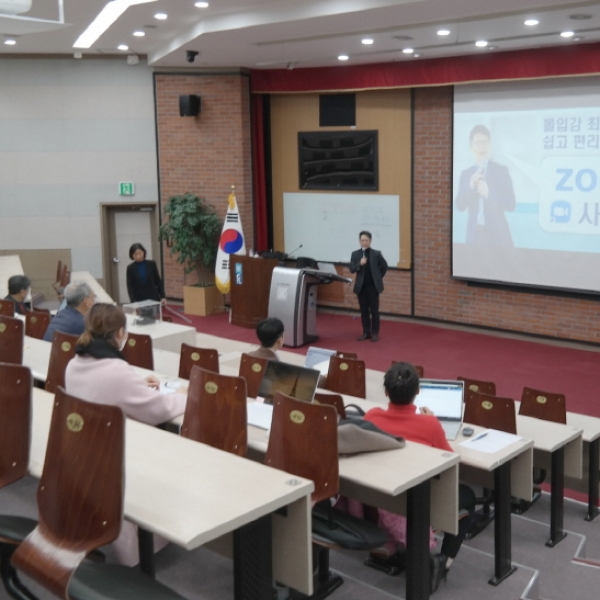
left=268, top=267, right=351, bottom=347
left=229, top=255, right=279, bottom=328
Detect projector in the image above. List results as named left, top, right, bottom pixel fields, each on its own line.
left=0, top=0, right=32, bottom=15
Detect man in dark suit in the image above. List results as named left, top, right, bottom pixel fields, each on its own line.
left=455, top=124, right=516, bottom=246
left=349, top=231, right=388, bottom=342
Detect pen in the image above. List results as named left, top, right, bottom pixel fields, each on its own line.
left=472, top=432, right=488, bottom=442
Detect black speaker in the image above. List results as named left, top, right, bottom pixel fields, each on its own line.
left=319, top=93, right=356, bottom=126
left=179, top=95, right=201, bottom=117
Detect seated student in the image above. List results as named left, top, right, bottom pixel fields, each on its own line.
left=342, top=362, right=475, bottom=593
left=247, top=317, right=284, bottom=361
left=4, top=275, right=31, bottom=315
left=43, top=281, right=95, bottom=342
left=65, top=303, right=188, bottom=565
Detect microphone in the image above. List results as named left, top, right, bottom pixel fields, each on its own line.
left=287, top=244, right=303, bottom=258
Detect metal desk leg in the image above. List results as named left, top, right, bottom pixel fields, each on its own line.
left=547, top=447, right=567, bottom=547
left=233, top=514, right=273, bottom=600
left=585, top=439, right=600, bottom=522
left=489, top=462, right=516, bottom=586
left=138, top=527, right=156, bottom=577
left=406, top=480, right=431, bottom=600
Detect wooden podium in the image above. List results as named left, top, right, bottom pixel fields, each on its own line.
left=229, top=255, right=279, bottom=328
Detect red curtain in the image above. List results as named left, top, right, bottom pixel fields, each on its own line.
left=250, top=94, right=268, bottom=252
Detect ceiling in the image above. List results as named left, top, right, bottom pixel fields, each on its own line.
left=0, top=0, right=599, bottom=70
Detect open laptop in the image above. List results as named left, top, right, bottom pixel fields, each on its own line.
left=413, top=379, right=465, bottom=441
left=257, top=360, right=320, bottom=405
left=304, top=346, right=336, bottom=371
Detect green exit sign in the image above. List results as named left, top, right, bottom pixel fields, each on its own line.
left=119, top=182, right=135, bottom=196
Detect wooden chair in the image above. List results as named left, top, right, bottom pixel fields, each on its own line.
left=0, top=363, right=36, bottom=600
left=238, top=353, right=269, bottom=398
left=181, top=366, right=247, bottom=456
left=265, top=393, right=387, bottom=597
left=45, top=330, right=78, bottom=393
left=391, top=361, right=424, bottom=377
left=0, top=300, right=14, bottom=317
left=59, top=263, right=70, bottom=288
left=121, top=331, right=154, bottom=370
left=326, top=355, right=366, bottom=398
left=161, top=315, right=173, bottom=322
left=0, top=315, right=24, bottom=365
left=519, top=386, right=567, bottom=424
left=314, top=392, right=346, bottom=419
left=463, top=389, right=516, bottom=434
left=25, top=311, right=51, bottom=340
left=11, top=387, right=188, bottom=600
left=178, top=343, right=219, bottom=380
left=458, top=376, right=496, bottom=395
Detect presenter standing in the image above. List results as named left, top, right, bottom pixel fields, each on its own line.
left=349, top=231, right=387, bottom=342
left=126, top=243, right=166, bottom=306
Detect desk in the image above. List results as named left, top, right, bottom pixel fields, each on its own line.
left=126, top=315, right=197, bottom=353
left=30, top=387, right=314, bottom=599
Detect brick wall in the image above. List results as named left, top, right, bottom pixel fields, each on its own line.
left=412, top=86, right=600, bottom=343
left=154, top=72, right=253, bottom=297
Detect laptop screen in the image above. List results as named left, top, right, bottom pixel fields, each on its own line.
left=304, top=346, right=336, bottom=369
left=257, top=360, right=320, bottom=404
left=413, top=379, right=464, bottom=420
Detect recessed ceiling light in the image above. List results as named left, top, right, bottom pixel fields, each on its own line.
left=195, top=1, right=209, bottom=7
left=4, top=39, right=16, bottom=45
left=437, top=29, right=450, bottom=36
left=413, top=53, right=421, bottom=58
left=561, top=31, right=575, bottom=38
left=133, top=30, right=145, bottom=37
left=488, top=45, right=497, bottom=50
left=118, top=44, right=129, bottom=51
left=524, top=19, right=539, bottom=26
left=475, top=40, right=488, bottom=47
left=154, top=12, right=167, bottom=20
left=361, top=38, right=374, bottom=45
left=338, top=54, right=349, bottom=61
left=402, top=48, right=414, bottom=54
left=573, top=35, right=585, bottom=41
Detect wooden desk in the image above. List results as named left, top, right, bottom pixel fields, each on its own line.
left=30, top=387, right=314, bottom=599
left=126, top=315, right=197, bottom=353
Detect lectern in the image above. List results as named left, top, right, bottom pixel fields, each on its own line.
left=268, top=267, right=351, bottom=347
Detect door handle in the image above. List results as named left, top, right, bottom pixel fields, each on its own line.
left=112, top=257, right=120, bottom=264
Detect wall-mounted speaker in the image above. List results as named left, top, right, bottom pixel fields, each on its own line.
left=179, top=95, right=201, bottom=117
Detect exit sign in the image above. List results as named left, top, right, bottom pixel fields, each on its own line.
left=119, top=182, right=135, bottom=196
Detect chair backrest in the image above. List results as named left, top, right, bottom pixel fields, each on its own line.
left=239, top=353, right=269, bottom=398
left=121, top=331, right=154, bottom=370
left=336, top=351, right=358, bottom=360
left=0, top=299, right=14, bottom=317
left=458, top=376, right=497, bottom=395
left=295, top=257, right=319, bottom=269
left=12, top=387, right=124, bottom=599
left=59, top=263, right=70, bottom=287
left=464, top=389, right=517, bottom=434
left=519, top=386, right=567, bottom=424
left=0, top=363, right=31, bottom=489
left=25, top=311, right=52, bottom=340
left=181, top=365, right=247, bottom=456
left=161, top=315, right=173, bottom=322
left=45, top=331, right=78, bottom=393
left=326, top=355, right=366, bottom=398
left=55, top=260, right=63, bottom=285
left=314, top=392, right=346, bottom=419
left=0, top=314, right=24, bottom=365
left=265, top=392, right=338, bottom=503
left=179, top=343, right=219, bottom=380
left=391, top=361, right=424, bottom=377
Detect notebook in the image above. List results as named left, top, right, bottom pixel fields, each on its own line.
left=257, top=360, right=320, bottom=405
left=413, top=379, right=465, bottom=441
left=304, top=346, right=336, bottom=371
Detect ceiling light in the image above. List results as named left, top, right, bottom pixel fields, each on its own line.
left=195, top=1, right=209, bottom=7
left=413, top=53, right=421, bottom=58
left=73, top=0, right=157, bottom=49
left=561, top=31, right=575, bottom=38
left=4, top=39, right=16, bottom=45
left=338, top=54, right=349, bottom=61
left=475, top=40, right=488, bottom=47
left=361, top=38, right=374, bottom=45
left=133, top=30, right=145, bottom=37
left=118, top=44, right=129, bottom=51
left=437, top=29, right=450, bottom=36
left=154, top=12, right=167, bottom=20
left=524, top=19, right=539, bottom=26
left=402, top=48, right=414, bottom=54
left=488, top=45, right=497, bottom=50
left=573, top=36, right=585, bottom=41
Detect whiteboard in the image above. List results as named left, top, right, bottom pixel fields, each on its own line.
left=283, top=193, right=400, bottom=264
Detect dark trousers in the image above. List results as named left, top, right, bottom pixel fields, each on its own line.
left=357, top=285, right=380, bottom=334
left=440, top=484, right=476, bottom=559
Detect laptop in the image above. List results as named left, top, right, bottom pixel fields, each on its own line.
left=304, top=346, right=336, bottom=371
left=257, top=360, right=321, bottom=405
left=413, top=379, right=465, bottom=441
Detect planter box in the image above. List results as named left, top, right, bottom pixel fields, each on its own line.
left=183, top=284, right=224, bottom=316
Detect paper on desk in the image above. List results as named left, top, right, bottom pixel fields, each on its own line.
left=459, top=429, right=522, bottom=453
left=160, top=381, right=181, bottom=395
left=247, top=402, right=274, bottom=430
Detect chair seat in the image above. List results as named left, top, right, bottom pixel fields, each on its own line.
left=68, top=562, right=187, bottom=600
left=312, top=504, right=388, bottom=550
left=0, top=515, right=37, bottom=544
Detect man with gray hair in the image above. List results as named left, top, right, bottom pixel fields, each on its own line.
left=43, top=281, right=95, bottom=342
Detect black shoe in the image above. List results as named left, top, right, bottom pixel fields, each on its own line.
left=364, top=549, right=407, bottom=576
left=430, top=553, right=448, bottom=594
left=357, top=333, right=371, bottom=341
left=371, top=333, right=379, bottom=342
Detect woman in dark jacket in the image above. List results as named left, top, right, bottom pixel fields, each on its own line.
left=126, top=243, right=166, bottom=305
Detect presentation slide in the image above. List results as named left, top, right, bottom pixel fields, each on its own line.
left=453, top=77, right=600, bottom=294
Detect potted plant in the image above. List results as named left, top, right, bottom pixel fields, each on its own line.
left=158, top=193, right=223, bottom=316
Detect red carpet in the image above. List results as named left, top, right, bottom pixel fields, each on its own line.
left=168, top=309, right=600, bottom=419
